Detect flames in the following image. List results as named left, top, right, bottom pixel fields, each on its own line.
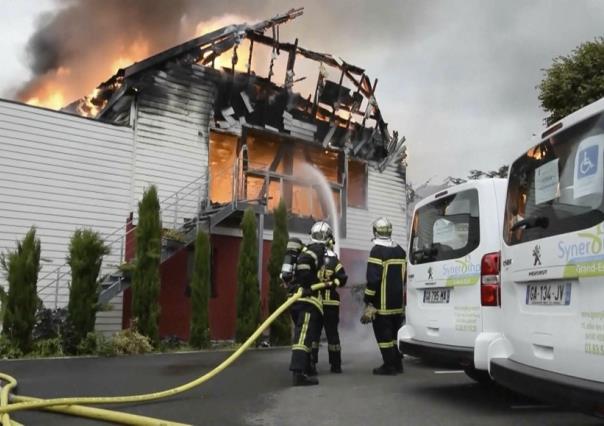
left=21, top=16, right=249, bottom=116
left=195, top=14, right=251, bottom=72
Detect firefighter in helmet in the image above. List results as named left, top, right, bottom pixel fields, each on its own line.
left=312, top=238, right=348, bottom=374
left=361, top=217, right=407, bottom=375
left=285, top=221, right=332, bottom=386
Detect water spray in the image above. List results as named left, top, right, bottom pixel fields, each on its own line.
left=299, top=163, right=341, bottom=256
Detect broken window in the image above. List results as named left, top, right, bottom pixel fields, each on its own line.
left=348, top=159, right=368, bottom=209
left=209, top=131, right=238, bottom=204
left=242, top=129, right=343, bottom=220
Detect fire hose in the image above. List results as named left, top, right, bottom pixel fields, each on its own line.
left=0, top=283, right=326, bottom=425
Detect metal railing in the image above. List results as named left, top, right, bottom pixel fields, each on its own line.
left=35, top=155, right=342, bottom=308
left=35, top=166, right=235, bottom=308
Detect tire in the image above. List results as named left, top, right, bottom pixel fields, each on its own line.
left=464, top=367, right=493, bottom=385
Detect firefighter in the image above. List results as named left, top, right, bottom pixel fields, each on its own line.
left=312, top=246, right=348, bottom=373
left=287, top=221, right=332, bottom=386
left=360, top=217, right=406, bottom=375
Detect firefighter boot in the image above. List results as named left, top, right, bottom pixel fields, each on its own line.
left=293, top=372, right=319, bottom=386
left=395, top=351, right=404, bottom=374
left=372, top=364, right=397, bottom=376
left=329, top=348, right=342, bottom=373
left=306, top=361, right=318, bottom=377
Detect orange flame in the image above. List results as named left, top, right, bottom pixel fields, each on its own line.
left=195, top=14, right=250, bottom=72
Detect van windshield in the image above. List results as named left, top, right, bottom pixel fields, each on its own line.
left=410, top=189, right=480, bottom=264
left=504, top=112, right=604, bottom=245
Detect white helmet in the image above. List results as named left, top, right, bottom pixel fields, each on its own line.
left=310, top=221, right=334, bottom=245
left=372, top=217, right=393, bottom=240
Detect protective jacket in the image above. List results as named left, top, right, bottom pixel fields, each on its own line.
left=364, top=242, right=407, bottom=315
left=293, top=242, right=327, bottom=313
left=320, top=252, right=348, bottom=306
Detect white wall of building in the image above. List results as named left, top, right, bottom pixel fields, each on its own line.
left=0, top=99, right=133, bottom=334
left=344, top=163, right=407, bottom=250
left=132, top=65, right=216, bottom=228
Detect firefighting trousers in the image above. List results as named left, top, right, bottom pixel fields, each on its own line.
left=372, top=313, right=403, bottom=368
left=312, top=305, right=341, bottom=367
left=289, top=301, right=322, bottom=373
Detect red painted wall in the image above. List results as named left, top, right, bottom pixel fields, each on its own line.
left=121, top=220, right=371, bottom=341
left=208, top=234, right=272, bottom=340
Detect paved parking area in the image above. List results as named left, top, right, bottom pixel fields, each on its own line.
left=0, top=327, right=601, bottom=425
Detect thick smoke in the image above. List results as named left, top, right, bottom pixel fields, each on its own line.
left=15, top=0, right=427, bottom=106
left=16, top=0, right=226, bottom=104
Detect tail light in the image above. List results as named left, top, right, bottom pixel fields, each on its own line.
left=481, top=251, right=500, bottom=307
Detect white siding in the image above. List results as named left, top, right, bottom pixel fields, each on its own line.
left=0, top=100, right=133, bottom=334
left=132, top=64, right=217, bottom=228
left=343, top=163, right=407, bottom=250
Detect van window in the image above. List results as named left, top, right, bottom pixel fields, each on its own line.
left=504, top=112, right=604, bottom=245
left=410, top=189, right=480, bottom=264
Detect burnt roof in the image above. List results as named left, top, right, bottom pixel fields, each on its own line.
left=83, top=7, right=405, bottom=166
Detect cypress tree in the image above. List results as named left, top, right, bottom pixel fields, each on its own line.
left=189, top=230, right=211, bottom=349
left=0, top=227, right=41, bottom=352
left=235, top=208, right=260, bottom=343
left=132, top=185, right=162, bottom=345
left=66, top=229, right=110, bottom=347
left=267, top=200, right=291, bottom=345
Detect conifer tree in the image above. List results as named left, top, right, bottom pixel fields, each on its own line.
left=267, top=200, right=291, bottom=345
left=190, top=230, right=211, bottom=349
left=66, top=229, right=109, bottom=347
left=0, top=227, right=41, bottom=352
left=235, top=208, right=260, bottom=343
left=132, top=186, right=162, bottom=345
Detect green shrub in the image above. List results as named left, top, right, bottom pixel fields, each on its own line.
left=189, top=231, right=211, bottom=349
left=31, top=338, right=63, bottom=357
left=235, top=208, right=260, bottom=343
left=66, top=229, right=110, bottom=347
left=0, top=227, right=41, bottom=353
left=77, top=331, right=114, bottom=356
left=132, top=186, right=162, bottom=345
left=159, top=335, right=188, bottom=352
left=0, top=335, right=23, bottom=359
left=268, top=200, right=291, bottom=345
left=111, top=328, right=153, bottom=355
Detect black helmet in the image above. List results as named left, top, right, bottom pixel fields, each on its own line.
left=372, top=217, right=393, bottom=240
left=310, top=221, right=334, bottom=245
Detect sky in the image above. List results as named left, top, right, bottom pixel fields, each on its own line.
left=0, top=0, right=603, bottom=185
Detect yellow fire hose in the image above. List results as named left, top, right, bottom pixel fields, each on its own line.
left=0, top=284, right=325, bottom=425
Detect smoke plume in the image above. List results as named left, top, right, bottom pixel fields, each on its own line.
left=16, top=0, right=249, bottom=108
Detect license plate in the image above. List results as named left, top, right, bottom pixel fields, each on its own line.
left=423, top=288, right=450, bottom=304
left=526, top=282, right=572, bottom=305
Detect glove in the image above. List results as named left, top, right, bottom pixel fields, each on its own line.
left=300, top=287, right=312, bottom=297
left=360, top=304, right=377, bottom=324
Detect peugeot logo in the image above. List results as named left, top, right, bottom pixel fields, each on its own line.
left=428, top=266, right=433, bottom=280
left=532, top=245, right=542, bottom=266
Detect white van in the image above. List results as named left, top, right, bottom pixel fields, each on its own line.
left=487, top=97, right=604, bottom=414
left=398, top=179, right=507, bottom=382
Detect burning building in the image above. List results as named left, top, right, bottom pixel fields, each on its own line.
left=0, top=8, right=407, bottom=339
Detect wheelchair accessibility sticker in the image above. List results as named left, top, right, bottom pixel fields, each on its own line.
left=578, top=145, right=598, bottom=178
left=575, top=138, right=603, bottom=199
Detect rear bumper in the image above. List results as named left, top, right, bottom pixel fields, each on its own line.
left=490, top=358, right=604, bottom=415
left=399, top=338, right=473, bottom=367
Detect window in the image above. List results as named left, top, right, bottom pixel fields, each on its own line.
left=243, top=129, right=342, bottom=220
left=410, top=189, right=480, bottom=264
left=209, top=132, right=238, bottom=203
left=504, top=112, right=604, bottom=245
left=348, top=159, right=368, bottom=208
